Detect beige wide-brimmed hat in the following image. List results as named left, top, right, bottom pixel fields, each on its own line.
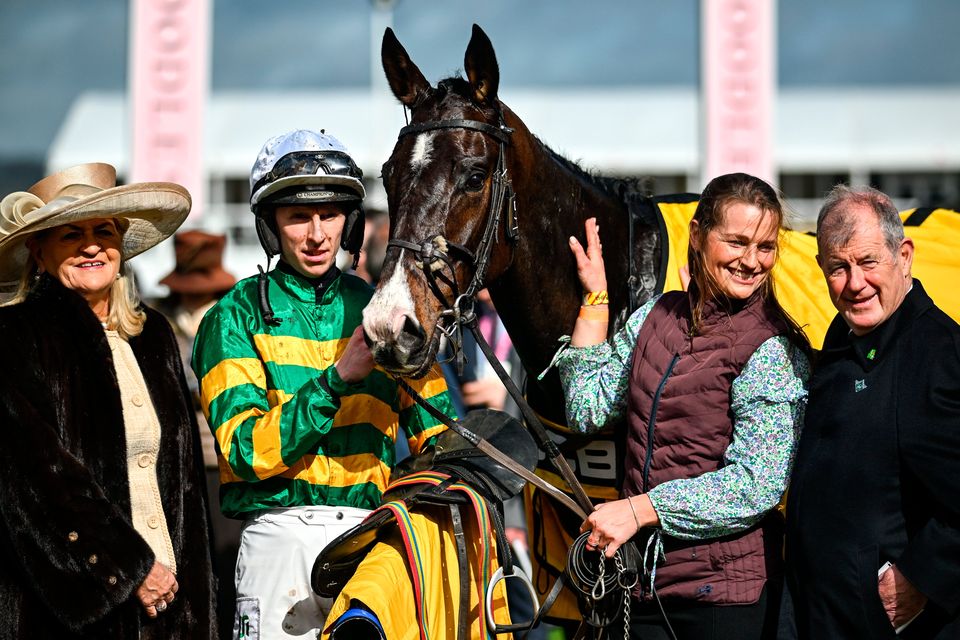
left=0, top=163, right=191, bottom=284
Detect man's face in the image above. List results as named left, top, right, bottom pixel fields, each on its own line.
left=817, top=205, right=913, bottom=336
left=275, top=203, right=346, bottom=278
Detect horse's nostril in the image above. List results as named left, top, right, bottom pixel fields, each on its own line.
left=401, top=315, right=420, bottom=338
left=396, top=315, right=426, bottom=353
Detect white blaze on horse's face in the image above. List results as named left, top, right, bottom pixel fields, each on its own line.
left=363, top=249, right=423, bottom=364
left=410, top=132, right=435, bottom=170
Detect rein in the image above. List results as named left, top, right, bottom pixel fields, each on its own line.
left=385, top=112, right=647, bottom=637
left=397, top=376, right=585, bottom=520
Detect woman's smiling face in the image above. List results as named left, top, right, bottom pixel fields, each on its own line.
left=691, top=201, right=779, bottom=300
left=30, top=218, right=123, bottom=307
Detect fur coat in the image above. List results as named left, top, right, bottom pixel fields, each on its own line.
left=0, top=276, right=218, bottom=638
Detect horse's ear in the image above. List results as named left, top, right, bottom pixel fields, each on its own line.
left=464, top=24, right=499, bottom=105
left=381, top=27, right=430, bottom=107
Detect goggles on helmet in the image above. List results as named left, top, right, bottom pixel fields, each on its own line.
left=250, top=150, right=365, bottom=208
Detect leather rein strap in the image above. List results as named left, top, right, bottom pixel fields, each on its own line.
left=465, top=313, right=595, bottom=515
left=397, top=377, right=586, bottom=520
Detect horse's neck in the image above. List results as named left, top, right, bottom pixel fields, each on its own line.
left=489, top=125, right=632, bottom=417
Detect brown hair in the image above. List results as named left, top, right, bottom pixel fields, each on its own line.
left=687, top=173, right=809, bottom=351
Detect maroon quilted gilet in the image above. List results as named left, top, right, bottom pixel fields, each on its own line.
left=624, top=291, right=787, bottom=604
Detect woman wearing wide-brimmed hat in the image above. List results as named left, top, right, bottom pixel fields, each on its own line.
left=0, top=163, right=217, bottom=638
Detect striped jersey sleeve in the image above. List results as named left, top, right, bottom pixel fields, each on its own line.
left=191, top=270, right=454, bottom=516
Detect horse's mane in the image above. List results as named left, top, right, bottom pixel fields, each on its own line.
left=538, top=141, right=648, bottom=201
left=433, top=75, right=648, bottom=202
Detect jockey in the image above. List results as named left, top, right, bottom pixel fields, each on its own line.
left=192, top=129, right=454, bottom=640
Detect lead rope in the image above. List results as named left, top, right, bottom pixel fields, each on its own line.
left=395, top=376, right=586, bottom=519
left=565, top=532, right=638, bottom=638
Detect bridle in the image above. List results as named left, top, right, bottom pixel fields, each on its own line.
left=378, top=108, right=673, bottom=640
left=385, top=111, right=519, bottom=370
left=383, top=106, right=596, bottom=517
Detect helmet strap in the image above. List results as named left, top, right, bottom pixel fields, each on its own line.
left=257, top=256, right=282, bottom=326
left=254, top=208, right=282, bottom=258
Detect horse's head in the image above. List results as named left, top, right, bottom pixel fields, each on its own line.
left=364, top=25, right=519, bottom=377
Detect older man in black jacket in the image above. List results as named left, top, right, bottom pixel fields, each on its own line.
left=786, top=185, right=960, bottom=639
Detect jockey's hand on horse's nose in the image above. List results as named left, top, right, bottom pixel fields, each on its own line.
left=335, top=326, right=376, bottom=383
left=569, top=217, right=607, bottom=293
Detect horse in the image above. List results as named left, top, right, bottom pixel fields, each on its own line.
left=361, top=24, right=672, bottom=626
left=358, top=22, right=960, bottom=632
left=364, top=22, right=660, bottom=428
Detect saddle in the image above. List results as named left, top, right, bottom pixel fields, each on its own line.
left=312, top=409, right=539, bottom=638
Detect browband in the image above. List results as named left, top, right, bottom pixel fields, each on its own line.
left=399, top=119, right=513, bottom=146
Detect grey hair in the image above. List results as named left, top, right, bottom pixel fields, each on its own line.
left=816, top=184, right=904, bottom=255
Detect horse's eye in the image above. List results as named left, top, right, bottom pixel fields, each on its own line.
left=465, top=172, right=485, bottom=191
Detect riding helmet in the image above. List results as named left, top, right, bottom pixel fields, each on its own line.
left=249, top=129, right=366, bottom=267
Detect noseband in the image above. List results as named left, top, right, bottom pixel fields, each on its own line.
left=386, top=113, right=518, bottom=366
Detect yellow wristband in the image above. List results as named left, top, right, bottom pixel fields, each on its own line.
left=578, top=306, right=609, bottom=322
left=582, top=290, right=609, bottom=306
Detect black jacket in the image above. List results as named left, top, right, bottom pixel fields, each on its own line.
left=0, top=277, right=217, bottom=638
left=786, top=280, right=960, bottom=639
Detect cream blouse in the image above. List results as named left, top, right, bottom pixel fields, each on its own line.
left=104, top=329, right=177, bottom=572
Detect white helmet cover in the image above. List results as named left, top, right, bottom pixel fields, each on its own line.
left=249, top=129, right=365, bottom=209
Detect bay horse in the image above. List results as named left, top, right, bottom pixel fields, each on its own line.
left=363, top=22, right=661, bottom=434
left=357, top=22, right=960, bottom=632
left=361, top=24, right=669, bottom=622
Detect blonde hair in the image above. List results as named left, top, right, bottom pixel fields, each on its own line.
left=2, top=254, right=146, bottom=340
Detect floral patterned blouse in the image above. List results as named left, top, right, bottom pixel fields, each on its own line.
left=556, top=296, right=810, bottom=540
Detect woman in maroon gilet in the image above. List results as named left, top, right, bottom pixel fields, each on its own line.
left=558, top=173, right=810, bottom=639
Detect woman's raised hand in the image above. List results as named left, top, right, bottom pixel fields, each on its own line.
left=568, top=218, right=607, bottom=293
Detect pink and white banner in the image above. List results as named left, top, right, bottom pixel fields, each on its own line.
left=129, top=0, right=210, bottom=219
left=702, top=0, right=775, bottom=186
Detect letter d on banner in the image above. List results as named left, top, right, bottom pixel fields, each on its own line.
left=129, top=0, right=210, bottom=221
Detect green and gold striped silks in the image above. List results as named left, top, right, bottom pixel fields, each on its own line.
left=193, top=267, right=453, bottom=518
